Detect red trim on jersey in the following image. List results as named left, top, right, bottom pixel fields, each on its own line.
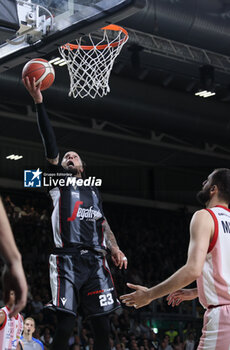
left=56, top=256, right=61, bottom=307
left=0, top=309, right=7, bottom=330
left=103, top=257, right=115, bottom=287
left=206, top=209, right=218, bottom=253
left=67, top=201, right=83, bottom=221
left=59, top=188, right=64, bottom=247
left=215, top=205, right=230, bottom=212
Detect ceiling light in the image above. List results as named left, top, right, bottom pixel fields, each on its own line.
left=58, top=60, right=68, bottom=66
left=195, top=65, right=216, bottom=98
left=6, top=154, right=23, bottom=160
left=203, top=91, right=216, bottom=98
left=53, top=58, right=65, bottom=65
left=49, top=57, right=67, bottom=66
left=49, top=57, right=62, bottom=64
left=195, top=90, right=216, bottom=98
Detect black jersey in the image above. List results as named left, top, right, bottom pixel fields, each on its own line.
left=47, top=163, right=106, bottom=252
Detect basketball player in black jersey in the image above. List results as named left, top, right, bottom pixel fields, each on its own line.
left=23, top=77, right=128, bottom=350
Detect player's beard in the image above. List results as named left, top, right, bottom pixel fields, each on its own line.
left=196, top=187, right=211, bottom=205
left=67, top=167, right=78, bottom=175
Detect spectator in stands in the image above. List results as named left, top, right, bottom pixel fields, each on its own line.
left=159, top=337, right=173, bottom=350
left=183, top=323, right=196, bottom=341
left=21, top=317, right=44, bottom=350
left=184, top=332, right=195, bottom=350
left=129, top=319, right=142, bottom=338
left=85, top=337, right=94, bottom=350
left=149, top=330, right=159, bottom=349
left=172, top=335, right=184, bottom=350
left=109, top=336, right=116, bottom=350
left=139, top=319, right=151, bottom=339
left=41, top=327, right=53, bottom=349
left=120, top=335, right=129, bottom=350
left=165, top=325, right=178, bottom=344
left=130, top=337, right=139, bottom=350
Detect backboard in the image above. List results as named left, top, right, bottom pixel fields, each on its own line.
left=0, top=0, right=145, bottom=73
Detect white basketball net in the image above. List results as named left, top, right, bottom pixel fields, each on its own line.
left=59, top=25, right=128, bottom=99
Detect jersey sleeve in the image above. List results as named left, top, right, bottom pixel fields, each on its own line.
left=36, top=103, right=59, bottom=159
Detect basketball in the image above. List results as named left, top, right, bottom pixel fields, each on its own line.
left=22, top=58, right=55, bottom=91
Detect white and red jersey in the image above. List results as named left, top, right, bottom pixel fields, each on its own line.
left=197, top=205, right=230, bottom=309
left=0, top=306, right=24, bottom=350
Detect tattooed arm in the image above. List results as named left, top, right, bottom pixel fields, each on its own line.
left=102, top=219, right=128, bottom=270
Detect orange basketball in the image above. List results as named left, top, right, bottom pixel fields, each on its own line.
left=22, top=58, right=55, bottom=91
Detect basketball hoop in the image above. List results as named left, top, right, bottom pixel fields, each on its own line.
left=59, top=24, right=128, bottom=99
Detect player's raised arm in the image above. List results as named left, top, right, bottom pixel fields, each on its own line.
left=23, top=76, right=59, bottom=165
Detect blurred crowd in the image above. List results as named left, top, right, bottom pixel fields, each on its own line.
left=0, top=193, right=203, bottom=350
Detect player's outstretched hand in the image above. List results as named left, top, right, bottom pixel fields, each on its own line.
left=111, top=247, right=128, bottom=270
left=120, top=283, right=151, bottom=309
left=2, top=260, right=28, bottom=317
left=22, top=76, right=43, bottom=104
left=167, top=288, right=198, bottom=307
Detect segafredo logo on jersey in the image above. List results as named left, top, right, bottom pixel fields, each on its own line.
left=77, top=206, right=103, bottom=221
left=67, top=201, right=103, bottom=221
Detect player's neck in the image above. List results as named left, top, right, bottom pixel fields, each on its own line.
left=24, top=333, right=32, bottom=341
left=206, top=198, right=228, bottom=209
left=6, top=303, right=14, bottom=311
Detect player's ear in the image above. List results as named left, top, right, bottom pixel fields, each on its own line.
left=210, top=185, right=217, bottom=192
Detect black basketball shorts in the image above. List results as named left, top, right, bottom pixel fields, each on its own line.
left=49, top=249, right=121, bottom=317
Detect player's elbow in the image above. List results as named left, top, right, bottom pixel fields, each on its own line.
left=185, top=263, right=202, bottom=280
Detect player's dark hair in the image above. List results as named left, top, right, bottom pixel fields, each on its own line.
left=81, top=159, right=87, bottom=179
left=211, top=168, right=230, bottom=203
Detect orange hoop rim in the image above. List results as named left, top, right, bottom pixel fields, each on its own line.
left=62, top=24, right=128, bottom=51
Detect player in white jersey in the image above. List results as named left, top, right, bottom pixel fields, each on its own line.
left=0, top=290, right=24, bottom=350
left=120, top=168, right=230, bottom=350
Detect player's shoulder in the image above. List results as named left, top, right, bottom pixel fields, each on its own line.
left=0, top=308, right=7, bottom=329
left=0, top=307, right=7, bottom=317
left=32, top=337, right=44, bottom=348
left=191, top=209, right=214, bottom=226
left=193, top=208, right=211, bottom=216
